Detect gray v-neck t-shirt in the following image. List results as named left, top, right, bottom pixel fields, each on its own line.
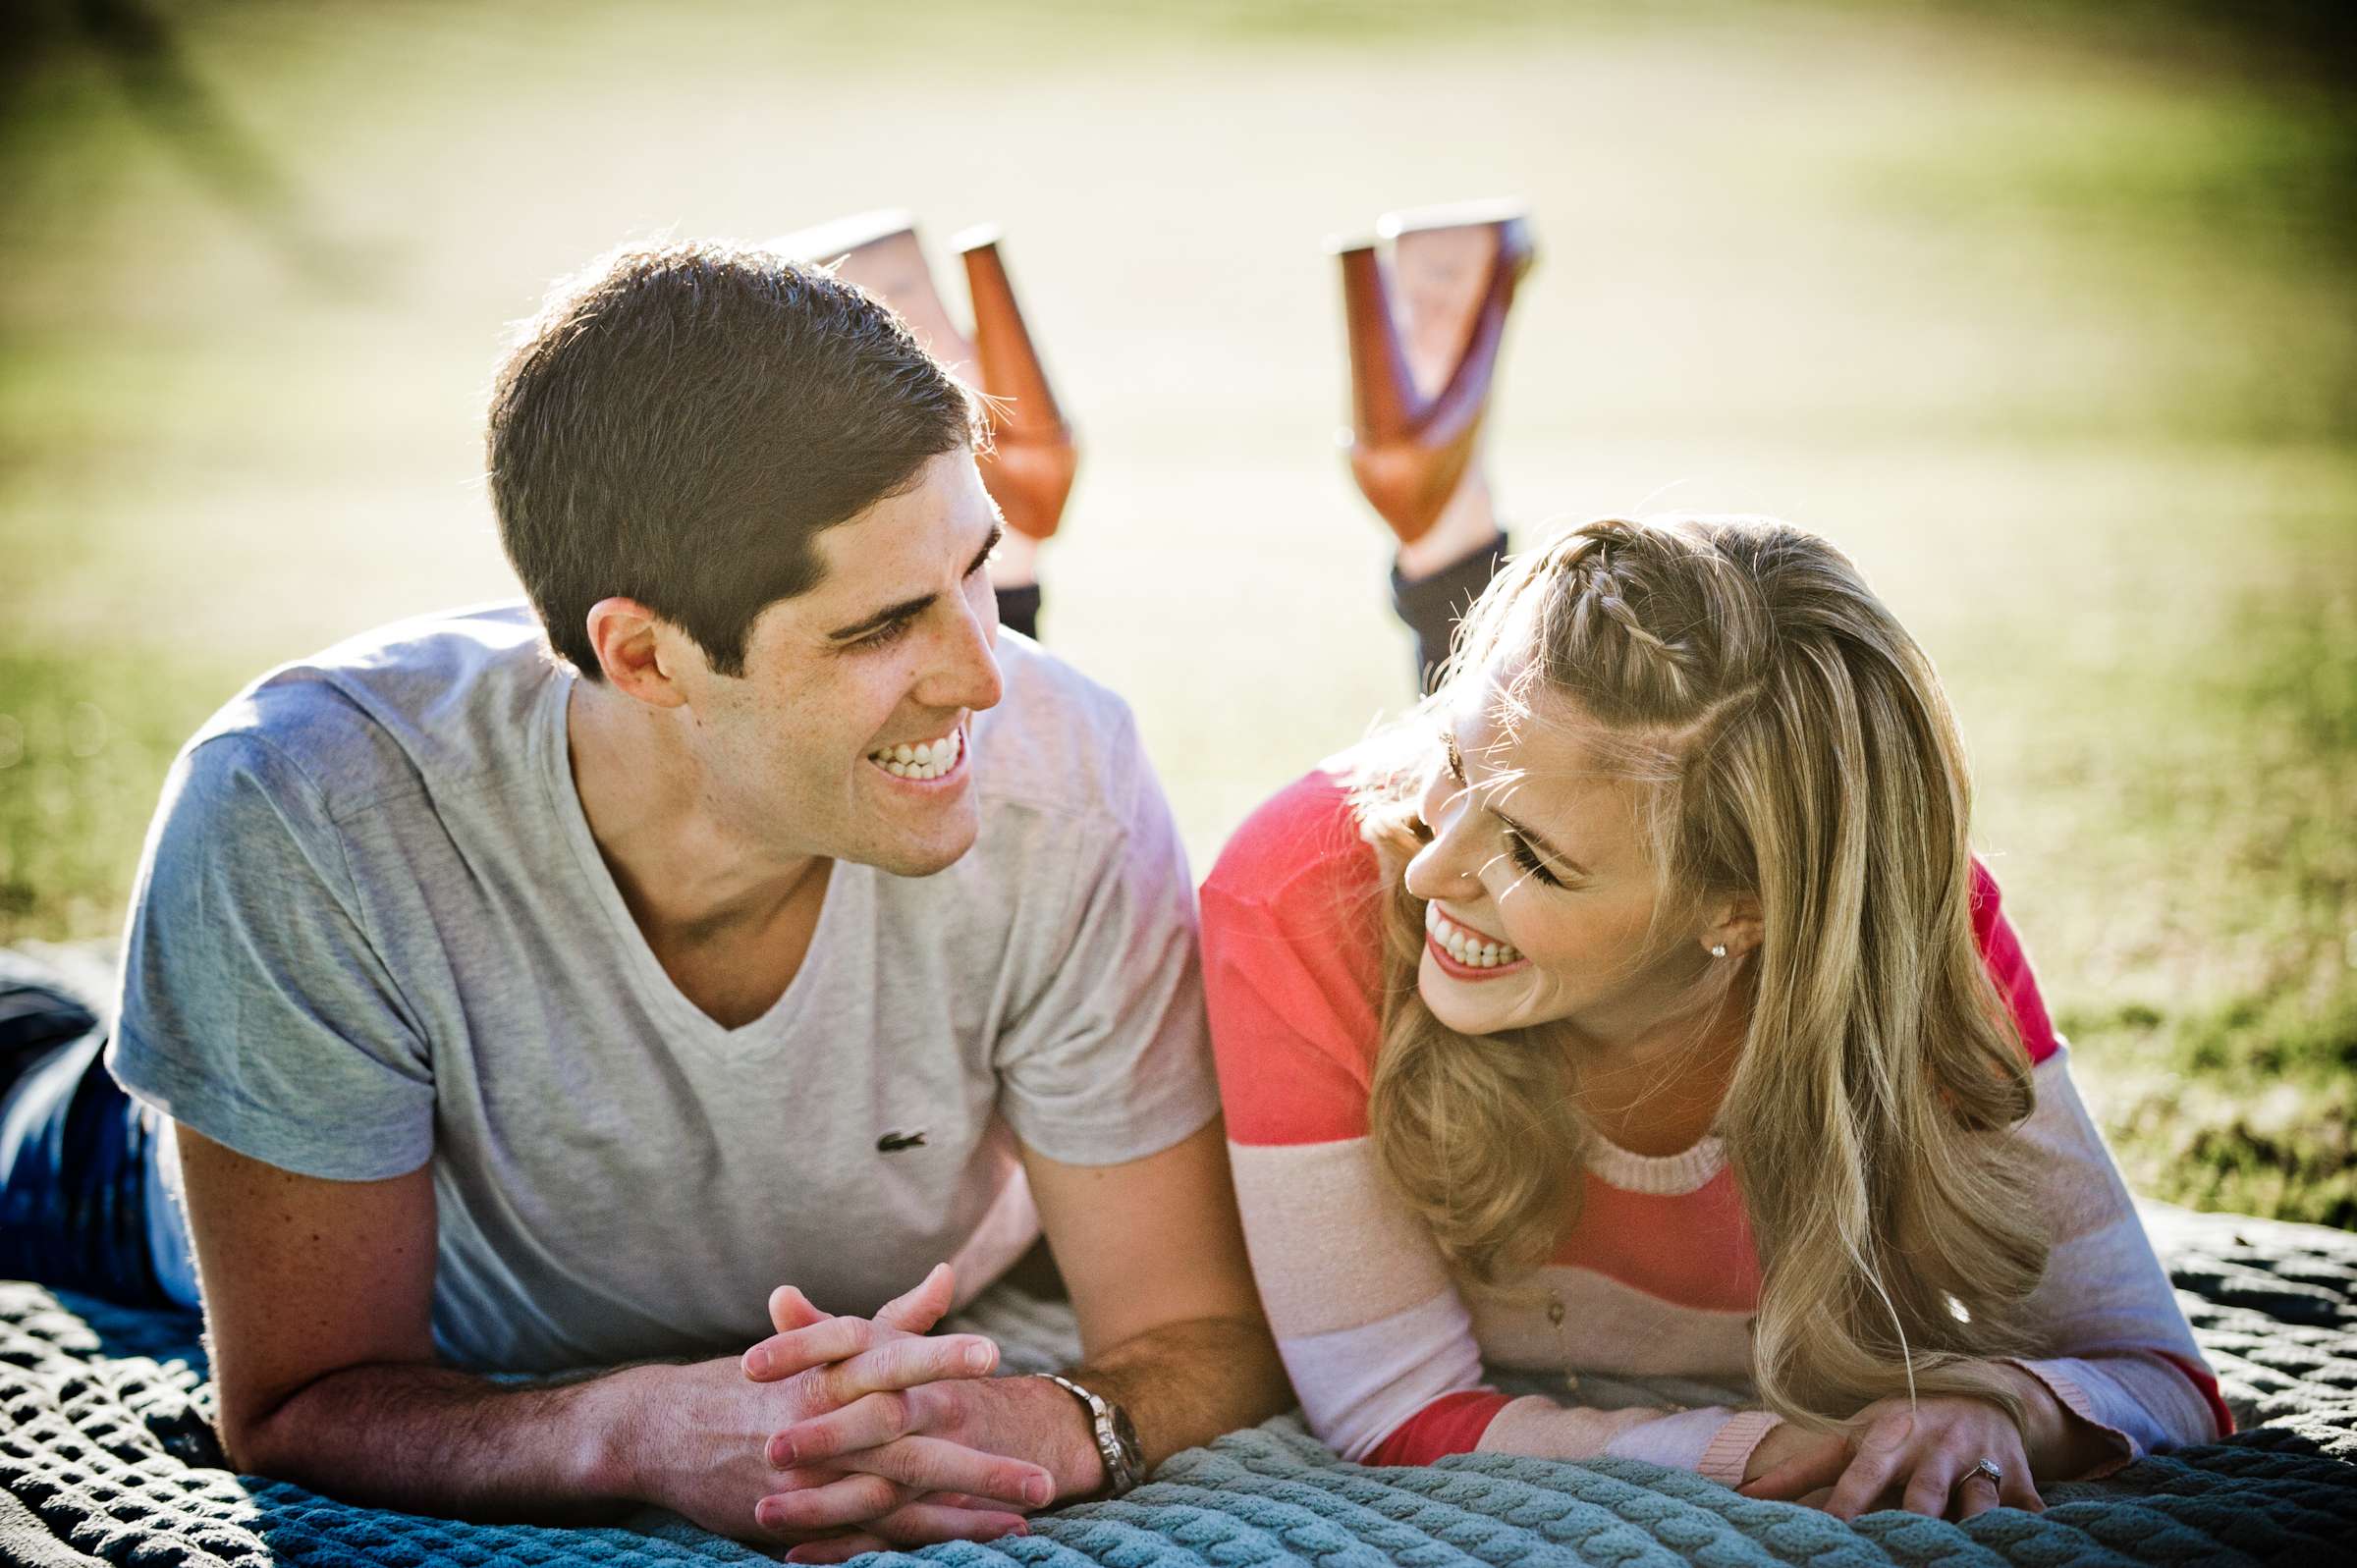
left=109, top=605, right=1218, bottom=1373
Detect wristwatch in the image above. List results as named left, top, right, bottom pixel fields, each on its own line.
left=1042, top=1373, right=1143, bottom=1498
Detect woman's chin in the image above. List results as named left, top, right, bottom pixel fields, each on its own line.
left=1416, top=954, right=1529, bottom=1036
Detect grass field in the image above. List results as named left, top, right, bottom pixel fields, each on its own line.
left=2, top=0, right=2351, bottom=1224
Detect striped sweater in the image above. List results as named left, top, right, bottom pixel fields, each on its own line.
left=1201, top=763, right=2227, bottom=1484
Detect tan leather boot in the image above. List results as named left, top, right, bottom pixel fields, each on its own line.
left=1335, top=201, right=1535, bottom=546
left=779, top=210, right=1077, bottom=543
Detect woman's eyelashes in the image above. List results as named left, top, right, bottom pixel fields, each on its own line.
left=1442, top=730, right=1570, bottom=892
left=1504, top=829, right=1563, bottom=888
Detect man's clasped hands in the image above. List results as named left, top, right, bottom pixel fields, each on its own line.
left=642, top=1262, right=1064, bottom=1564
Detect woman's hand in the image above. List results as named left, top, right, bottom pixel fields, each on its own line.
left=1738, top=1421, right=1853, bottom=1500
left=1748, top=1396, right=2043, bottom=1521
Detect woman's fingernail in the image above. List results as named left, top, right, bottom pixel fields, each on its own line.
left=770, top=1435, right=795, bottom=1467
left=966, top=1342, right=993, bottom=1373
left=745, top=1349, right=770, bottom=1379
left=1026, top=1476, right=1053, bottom=1507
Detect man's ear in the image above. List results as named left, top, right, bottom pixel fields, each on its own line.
left=1703, top=891, right=1764, bottom=960
left=582, top=597, right=690, bottom=708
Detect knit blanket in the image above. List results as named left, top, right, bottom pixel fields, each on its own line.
left=3, top=1202, right=2352, bottom=1567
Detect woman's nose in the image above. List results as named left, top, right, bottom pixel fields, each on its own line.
left=1402, top=794, right=1484, bottom=904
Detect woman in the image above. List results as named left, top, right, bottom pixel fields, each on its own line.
left=1200, top=513, right=2227, bottom=1521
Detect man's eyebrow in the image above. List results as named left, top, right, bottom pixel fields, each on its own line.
left=1492, top=805, right=1590, bottom=878
left=968, top=522, right=1003, bottom=578
left=824, top=523, right=1003, bottom=642
left=826, top=590, right=936, bottom=643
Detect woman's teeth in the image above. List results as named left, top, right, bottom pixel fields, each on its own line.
left=1425, top=903, right=1523, bottom=968
left=868, top=728, right=962, bottom=782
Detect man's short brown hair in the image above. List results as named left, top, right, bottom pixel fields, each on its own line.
left=487, top=240, right=980, bottom=678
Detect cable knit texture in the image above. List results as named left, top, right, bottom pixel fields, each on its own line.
left=3, top=1202, right=2353, bottom=1568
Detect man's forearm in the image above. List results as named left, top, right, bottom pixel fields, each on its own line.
left=1076, top=1314, right=1290, bottom=1470
left=956, top=1314, right=1290, bottom=1498
left=236, top=1358, right=665, bottom=1521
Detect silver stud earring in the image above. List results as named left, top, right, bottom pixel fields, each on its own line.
left=1710, top=944, right=1728, bottom=959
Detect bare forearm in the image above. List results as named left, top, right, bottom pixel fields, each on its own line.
left=238, top=1360, right=657, bottom=1521
left=955, top=1315, right=1289, bottom=1498
left=1080, top=1313, right=1288, bottom=1467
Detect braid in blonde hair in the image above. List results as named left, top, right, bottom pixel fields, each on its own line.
left=1354, top=514, right=2048, bottom=1433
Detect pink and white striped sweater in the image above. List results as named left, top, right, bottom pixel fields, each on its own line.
left=1201, top=763, right=2227, bottom=1484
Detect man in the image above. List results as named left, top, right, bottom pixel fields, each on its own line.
left=25, top=240, right=1286, bottom=1554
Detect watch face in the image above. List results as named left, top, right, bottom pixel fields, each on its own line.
left=1112, top=1405, right=1143, bottom=1471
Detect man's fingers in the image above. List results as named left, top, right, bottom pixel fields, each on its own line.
left=743, top=1316, right=885, bottom=1382
left=1824, top=1414, right=1914, bottom=1521
left=772, top=1389, right=919, bottom=1467
left=875, top=1263, right=956, bottom=1334
left=799, top=1436, right=1053, bottom=1510
left=774, top=1436, right=1051, bottom=1512
left=753, top=1473, right=904, bottom=1536
left=875, top=1501, right=1030, bottom=1545
left=820, top=1330, right=1000, bottom=1404
left=769, top=1285, right=831, bottom=1335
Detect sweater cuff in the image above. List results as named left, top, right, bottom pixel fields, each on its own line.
left=2004, top=1357, right=2136, bottom=1480
left=1599, top=1406, right=1781, bottom=1484
left=1696, top=1409, right=1784, bottom=1487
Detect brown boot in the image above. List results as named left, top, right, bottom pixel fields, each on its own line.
left=780, top=210, right=1077, bottom=543
left=1335, top=201, right=1535, bottom=547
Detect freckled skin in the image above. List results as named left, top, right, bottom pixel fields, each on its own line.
left=660, top=451, right=1006, bottom=881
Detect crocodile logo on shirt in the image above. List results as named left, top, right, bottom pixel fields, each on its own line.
left=876, top=1129, right=928, bottom=1153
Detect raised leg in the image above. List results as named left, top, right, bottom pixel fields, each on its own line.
left=1340, top=203, right=1533, bottom=688
left=777, top=214, right=1074, bottom=633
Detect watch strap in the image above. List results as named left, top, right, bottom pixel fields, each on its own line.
left=1042, top=1373, right=1141, bottom=1498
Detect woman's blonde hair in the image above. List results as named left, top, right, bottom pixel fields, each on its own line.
left=1354, top=514, right=2049, bottom=1430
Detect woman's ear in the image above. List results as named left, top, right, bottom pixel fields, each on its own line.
left=1703, top=892, right=1764, bottom=960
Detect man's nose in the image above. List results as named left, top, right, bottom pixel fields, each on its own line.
left=914, top=589, right=1004, bottom=715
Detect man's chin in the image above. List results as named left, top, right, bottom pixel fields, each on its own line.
left=866, top=813, right=981, bottom=879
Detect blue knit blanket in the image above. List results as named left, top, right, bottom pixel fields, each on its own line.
left=4, top=1201, right=2352, bottom=1567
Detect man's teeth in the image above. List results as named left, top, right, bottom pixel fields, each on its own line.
left=868, top=728, right=962, bottom=781
left=1424, top=902, right=1523, bottom=968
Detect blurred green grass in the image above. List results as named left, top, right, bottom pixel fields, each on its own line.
left=1, top=0, right=2351, bottom=1225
